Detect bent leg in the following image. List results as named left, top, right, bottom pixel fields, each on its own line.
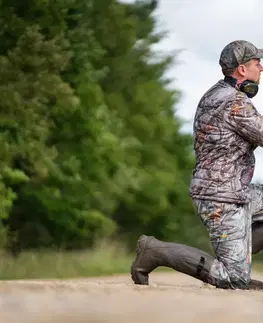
left=131, top=199, right=256, bottom=290
left=196, top=200, right=251, bottom=289
left=131, top=198, right=252, bottom=289
left=246, top=184, right=263, bottom=254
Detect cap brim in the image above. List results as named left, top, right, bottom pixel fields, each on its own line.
left=255, top=49, right=263, bottom=59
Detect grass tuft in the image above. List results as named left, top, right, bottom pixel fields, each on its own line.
left=0, top=240, right=134, bottom=280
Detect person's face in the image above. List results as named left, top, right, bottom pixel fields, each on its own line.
left=238, top=58, right=263, bottom=84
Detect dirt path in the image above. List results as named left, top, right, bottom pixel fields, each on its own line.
left=1, top=271, right=263, bottom=323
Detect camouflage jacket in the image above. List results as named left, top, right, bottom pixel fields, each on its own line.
left=189, top=79, right=263, bottom=204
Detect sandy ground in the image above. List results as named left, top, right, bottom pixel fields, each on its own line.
left=1, top=271, right=263, bottom=323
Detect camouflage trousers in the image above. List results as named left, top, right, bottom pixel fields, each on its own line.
left=193, top=184, right=263, bottom=289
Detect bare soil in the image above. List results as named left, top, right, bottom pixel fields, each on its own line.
left=1, top=271, right=263, bottom=323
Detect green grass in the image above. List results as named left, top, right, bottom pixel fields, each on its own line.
left=252, top=253, right=263, bottom=273
left=0, top=241, right=134, bottom=280
left=1, top=239, right=262, bottom=280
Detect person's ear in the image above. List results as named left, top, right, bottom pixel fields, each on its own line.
left=237, top=64, right=246, bottom=77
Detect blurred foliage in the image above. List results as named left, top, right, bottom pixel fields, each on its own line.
left=0, top=0, right=207, bottom=253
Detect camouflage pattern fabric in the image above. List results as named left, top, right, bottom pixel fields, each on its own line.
left=193, top=184, right=263, bottom=289
left=189, top=79, right=263, bottom=204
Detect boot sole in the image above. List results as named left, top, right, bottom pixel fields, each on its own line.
left=245, top=279, right=263, bottom=290
left=130, top=235, right=152, bottom=285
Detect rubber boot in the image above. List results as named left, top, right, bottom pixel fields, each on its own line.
left=252, top=221, right=263, bottom=254
left=246, top=279, right=263, bottom=290
left=130, top=235, right=216, bottom=286
left=246, top=221, right=263, bottom=290
left=131, top=235, right=263, bottom=290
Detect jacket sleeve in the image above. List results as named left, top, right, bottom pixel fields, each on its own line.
left=225, top=93, right=263, bottom=147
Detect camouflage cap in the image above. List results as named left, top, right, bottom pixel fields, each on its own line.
left=219, top=40, right=263, bottom=71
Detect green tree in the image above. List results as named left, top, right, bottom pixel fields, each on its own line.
left=87, top=0, right=198, bottom=246
left=0, top=0, right=201, bottom=251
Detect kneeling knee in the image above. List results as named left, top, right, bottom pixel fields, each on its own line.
left=228, top=270, right=250, bottom=289
left=216, top=269, right=250, bottom=290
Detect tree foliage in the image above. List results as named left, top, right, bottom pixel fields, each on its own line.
left=0, top=0, right=201, bottom=252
